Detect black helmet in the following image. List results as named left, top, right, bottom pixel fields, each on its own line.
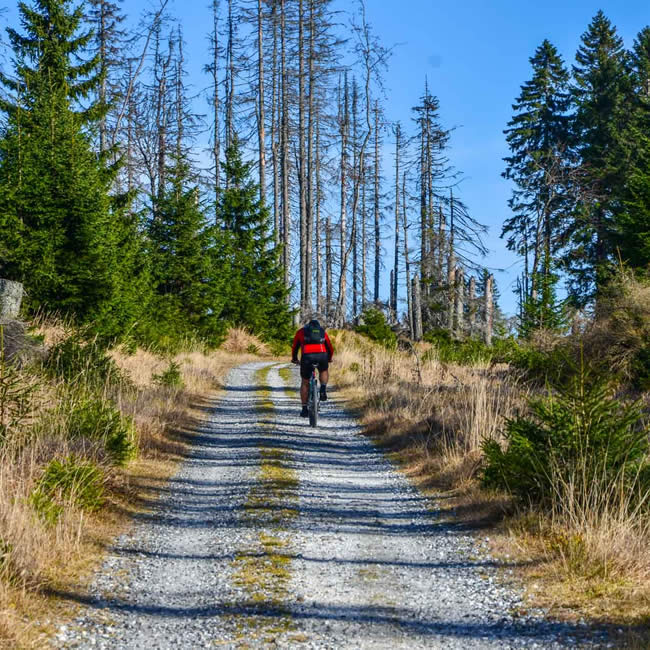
left=307, top=318, right=321, bottom=329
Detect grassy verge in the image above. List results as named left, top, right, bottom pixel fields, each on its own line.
left=330, top=329, right=650, bottom=639
left=0, top=323, right=268, bottom=648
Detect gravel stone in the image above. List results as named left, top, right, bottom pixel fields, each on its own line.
left=53, top=362, right=610, bottom=649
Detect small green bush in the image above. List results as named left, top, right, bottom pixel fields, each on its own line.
left=66, top=396, right=136, bottom=466
left=268, top=339, right=290, bottom=357
left=46, top=335, right=128, bottom=390
left=423, top=329, right=495, bottom=365
left=152, top=360, right=184, bottom=390
left=482, top=360, right=650, bottom=509
left=31, top=457, right=105, bottom=525
left=356, top=309, right=397, bottom=349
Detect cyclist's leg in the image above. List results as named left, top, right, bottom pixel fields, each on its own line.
left=299, top=355, right=312, bottom=414
left=300, top=377, right=309, bottom=405
left=318, top=354, right=329, bottom=400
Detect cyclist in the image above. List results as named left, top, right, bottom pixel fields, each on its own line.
left=291, top=318, right=334, bottom=418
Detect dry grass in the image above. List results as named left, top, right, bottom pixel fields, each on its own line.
left=0, top=322, right=268, bottom=648
left=332, top=330, right=523, bottom=500
left=332, top=329, right=650, bottom=637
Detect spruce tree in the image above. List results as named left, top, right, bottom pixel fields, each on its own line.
left=148, top=158, right=227, bottom=347
left=218, top=138, right=293, bottom=341
left=617, top=27, right=650, bottom=269
left=502, top=39, right=571, bottom=332
left=0, top=0, right=136, bottom=338
left=568, top=11, right=630, bottom=302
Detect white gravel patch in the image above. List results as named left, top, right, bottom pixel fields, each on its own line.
left=51, top=362, right=613, bottom=649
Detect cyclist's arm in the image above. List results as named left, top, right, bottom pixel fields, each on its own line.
left=291, top=330, right=302, bottom=362
left=324, top=332, right=334, bottom=361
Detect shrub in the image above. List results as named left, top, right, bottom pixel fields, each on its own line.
left=268, top=339, right=290, bottom=357
left=66, top=396, right=136, bottom=465
left=423, top=329, right=499, bottom=365
left=45, top=335, right=128, bottom=390
left=483, top=359, right=650, bottom=510
left=30, top=457, right=105, bottom=525
left=356, top=309, right=396, bottom=349
left=152, top=360, right=184, bottom=390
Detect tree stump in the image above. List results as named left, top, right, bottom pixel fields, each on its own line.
left=0, top=279, right=23, bottom=319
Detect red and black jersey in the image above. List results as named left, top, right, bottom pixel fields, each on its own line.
left=291, top=328, right=334, bottom=360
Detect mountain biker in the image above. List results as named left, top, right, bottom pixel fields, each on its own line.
left=291, top=319, right=334, bottom=418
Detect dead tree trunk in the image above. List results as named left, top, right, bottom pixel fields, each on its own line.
left=484, top=273, right=494, bottom=346
left=270, top=1, right=279, bottom=242
left=413, top=275, right=423, bottom=341
left=402, top=171, right=413, bottom=337
left=209, top=0, right=221, bottom=205
left=225, top=0, right=235, bottom=152
left=373, top=102, right=381, bottom=303
left=336, top=75, right=350, bottom=326
left=280, top=0, right=290, bottom=289
left=468, top=275, right=477, bottom=337
left=392, top=123, right=401, bottom=315
left=315, top=119, right=323, bottom=314
left=256, top=0, right=266, bottom=205
left=447, top=193, right=455, bottom=332
left=455, top=266, right=464, bottom=338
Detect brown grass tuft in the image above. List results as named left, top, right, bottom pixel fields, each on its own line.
left=220, top=327, right=271, bottom=356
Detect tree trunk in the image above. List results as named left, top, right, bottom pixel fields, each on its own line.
left=210, top=0, right=221, bottom=205
left=484, top=273, right=494, bottom=346
left=447, top=192, right=455, bottom=332
left=455, top=266, right=464, bottom=338
left=373, top=102, right=381, bottom=303
left=280, top=0, right=290, bottom=289
left=402, top=171, right=413, bottom=337
left=270, top=1, right=279, bottom=243
left=315, top=118, right=323, bottom=314
left=413, top=275, right=423, bottom=341
left=336, top=75, right=349, bottom=326
left=256, top=0, right=266, bottom=206
left=468, top=275, right=477, bottom=337
left=392, top=123, right=401, bottom=315
left=298, top=0, right=307, bottom=314
left=225, top=0, right=235, bottom=152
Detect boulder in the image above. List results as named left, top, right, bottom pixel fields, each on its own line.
left=0, top=279, right=23, bottom=319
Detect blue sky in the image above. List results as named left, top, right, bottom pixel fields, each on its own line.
left=2, top=0, right=650, bottom=314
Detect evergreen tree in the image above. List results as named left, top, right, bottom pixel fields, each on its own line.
left=502, top=39, right=571, bottom=332
left=218, top=138, right=293, bottom=341
left=148, top=157, right=227, bottom=347
left=0, top=0, right=138, bottom=338
left=617, top=27, right=650, bottom=269
left=568, top=11, right=630, bottom=303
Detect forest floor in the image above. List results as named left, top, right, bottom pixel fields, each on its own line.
left=43, top=362, right=615, bottom=649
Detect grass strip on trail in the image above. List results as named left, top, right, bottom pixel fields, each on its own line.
left=228, top=364, right=301, bottom=646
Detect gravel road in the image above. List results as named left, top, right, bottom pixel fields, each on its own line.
left=53, top=362, right=612, bottom=649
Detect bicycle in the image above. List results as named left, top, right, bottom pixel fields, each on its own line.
left=307, top=362, right=320, bottom=427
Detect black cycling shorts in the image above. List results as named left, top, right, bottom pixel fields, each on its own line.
left=300, top=352, right=329, bottom=379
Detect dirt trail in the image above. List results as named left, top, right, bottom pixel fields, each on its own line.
left=52, top=362, right=608, bottom=649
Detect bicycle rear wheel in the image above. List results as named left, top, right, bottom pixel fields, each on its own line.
left=308, top=375, right=318, bottom=427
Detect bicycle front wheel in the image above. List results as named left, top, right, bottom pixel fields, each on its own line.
left=309, top=377, right=318, bottom=427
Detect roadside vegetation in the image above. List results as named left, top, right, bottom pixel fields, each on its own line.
left=0, top=319, right=270, bottom=648
left=339, top=276, right=650, bottom=634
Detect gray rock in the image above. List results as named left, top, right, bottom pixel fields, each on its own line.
left=0, top=278, right=23, bottom=318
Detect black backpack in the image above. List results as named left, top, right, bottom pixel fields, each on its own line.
left=304, top=321, right=325, bottom=345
